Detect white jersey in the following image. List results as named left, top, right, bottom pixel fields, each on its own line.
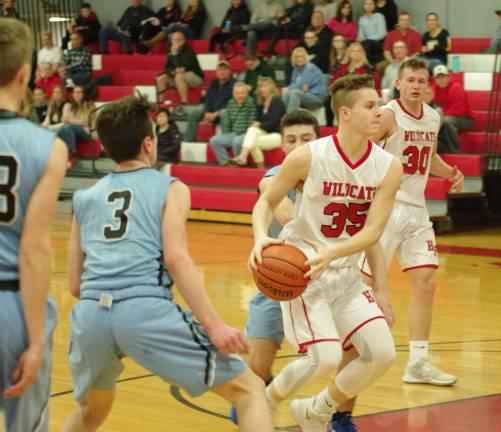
left=382, top=99, right=440, bottom=208
left=279, top=135, right=394, bottom=270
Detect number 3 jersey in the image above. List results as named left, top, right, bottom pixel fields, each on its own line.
left=0, top=116, right=55, bottom=280
left=382, top=100, right=440, bottom=208
left=279, top=135, right=394, bottom=270
left=72, top=168, right=176, bottom=300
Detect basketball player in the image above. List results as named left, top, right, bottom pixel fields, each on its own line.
left=61, top=95, right=273, bottom=432
left=0, top=18, right=68, bottom=432
left=250, top=74, right=403, bottom=430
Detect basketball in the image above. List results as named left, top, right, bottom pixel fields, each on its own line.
left=252, top=244, right=311, bottom=301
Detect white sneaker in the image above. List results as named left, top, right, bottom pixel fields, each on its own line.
left=403, top=357, right=457, bottom=386
left=290, top=398, right=329, bottom=432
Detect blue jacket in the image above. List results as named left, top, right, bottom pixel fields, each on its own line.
left=289, top=62, right=327, bottom=98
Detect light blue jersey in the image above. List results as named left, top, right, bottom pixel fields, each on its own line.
left=73, top=167, right=175, bottom=301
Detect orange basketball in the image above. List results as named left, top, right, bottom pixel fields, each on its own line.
left=252, top=244, right=311, bottom=301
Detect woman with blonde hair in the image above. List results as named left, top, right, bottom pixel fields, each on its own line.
left=42, top=84, right=67, bottom=131
left=231, top=77, right=285, bottom=167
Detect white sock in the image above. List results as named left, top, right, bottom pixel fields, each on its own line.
left=309, top=387, right=338, bottom=416
left=409, top=340, right=429, bottom=363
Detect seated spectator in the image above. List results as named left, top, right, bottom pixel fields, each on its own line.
left=375, top=0, right=397, bottom=31
left=309, top=10, right=334, bottom=51
left=209, top=82, right=257, bottom=166
left=329, top=35, right=347, bottom=74
left=209, top=0, right=250, bottom=52
left=63, top=3, right=101, bottom=49
left=283, top=47, right=327, bottom=113
left=184, top=60, right=235, bottom=142
left=37, top=31, right=62, bottom=74
left=241, top=0, right=284, bottom=54
left=327, top=1, right=357, bottom=43
left=155, top=30, right=203, bottom=115
left=2, top=0, right=19, bottom=18
left=41, top=84, right=67, bottom=131
left=263, top=0, right=314, bottom=56
left=162, top=0, right=206, bottom=41
left=381, top=40, right=408, bottom=103
left=483, top=9, right=501, bottom=53
left=432, top=65, right=474, bottom=150
left=99, top=0, right=154, bottom=54
left=314, top=0, right=338, bottom=22
left=358, top=0, right=387, bottom=65
left=35, top=62, right=64, bottom=100
left=58, top=85, right=96, bottom=152
left=139, top=0, right=181, bottom=52
left=231, top=77, right=285, bottom=167
left=18, top=88, right=35, bottom=121
left=420, top=12, right=451, bottom=70
left=294, top=28, right=330, bottom=73
left=384, top=12, right=421, bottom=64
left=60, top=32, right=93, bottom=87
left=155, top=108, right=182, bottom=164
left=239, top=53, right=275, bottom=95
left=31, top=87, right=48, bottom=124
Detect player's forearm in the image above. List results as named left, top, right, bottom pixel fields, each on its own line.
left=273, top=198, right=294, bottom=226
left=330, top=224, right=384, bottom=262
left=430, top=153, right=453, bottom=178
left=252, top=197, right=274, bottom=240
left=365, top=243, right=388, bottom=296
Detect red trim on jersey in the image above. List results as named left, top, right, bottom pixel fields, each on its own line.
left=397, top=99, right=424, bottom=120
left=289, top=301, right=300, bottom=348
left=332, top=134, right=373, bottom=170
left=360, top=268, right=373, bottom=278
left=402, top=264, right=439, bottom=272
left=298, top=338, right=340, bottom=354
left=300, top=296, right=315, bottom=341
left=341, top=316, right=385, bottom=350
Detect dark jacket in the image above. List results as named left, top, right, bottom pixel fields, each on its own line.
left=376, top=0, right=398, bottom=31
left=157, top=3, right=182, bottom=27
left=204, top=77, right=236, bottom=113
left=180, top=7, right=207, bottom=38
left=296, top=41, right=330, bottom=73
left=219, top=2, right=250, bottom=30
left=157, top=122, right=182, bottom=163
left=243, top=58, right=276, bottom=95
left=117, top=5, right=155, bottom=36
left=257, top=96, right=285, bottom=133
left=281, top=1, right=313, bottom=29
left=164, top=43, right=204, bottom=79
left=315, top=24, right=334, bottom=51
left=75, top=13, right=101, bottom=43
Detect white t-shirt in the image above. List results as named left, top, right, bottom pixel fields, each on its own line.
left=37, top=46, right=62, bottom=65
left=314, top=3, right=337, bottom=22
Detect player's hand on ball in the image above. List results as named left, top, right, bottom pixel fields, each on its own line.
left=208, top=325, right=249, bottom=355
left=303, top=239, right=334, bottom=281
left=450, top=166, right=464, bottom=192
left=248, top=236, right=282, bottom=271
left=375, top=293, right=395, bottom=327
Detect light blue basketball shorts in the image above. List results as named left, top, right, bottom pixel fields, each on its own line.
left=69, top=296, right=246, bottom=402
left=0, top=290, right=56, bottom=432
left=245, top=291, right=284, bottom=346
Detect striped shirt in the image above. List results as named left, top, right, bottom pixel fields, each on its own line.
left=221, top=96, right=257, bottom=135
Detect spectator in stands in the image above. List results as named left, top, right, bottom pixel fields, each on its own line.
left=2, top=0, right=19, bottom=18
left=375, top=0, right=397, bottom=31
left=155, top=30, right=203, bottom=115
left=327, top=0, right=357, bottom=43
left=31, top=87, right=48, bottom=124
left=18, top=88, right=36, bottom=122
left=139, top=0, right=181, bottom=52
left=99, top=0, right=154, bottom=54
left=483, top=9, right=501, bottom=53
left=209, top=82, right=257, bottom=166
left=263, top=0, right=314, bottom=56
left=35, top=62, right=64, bottom=100
left=420, top=12, right=451, bottom=70
left=314, top=0, right=339, bottom=22
left=63, top=3, right=101, bottom=49
left=381, top=40, right=408, bottom=103
left=184, top=60, right=236, bottom=142
left=37, top=31, right=62, bottom=74
left=309, top=10, right=334, bottom=51
left=432, top=65, right=474, bottom=150
left=163, top=0, right=207, bottom=40
left=294, top=28, right=330, bottom=73
left=58, top=85, right=96, bottom=152
left=384, top=12, right=421, bottom=64
left=239, top=52, right=275, bottom=95
left=41, top=84, right=67, bottom=131
left=241, top=0, right=284, bottom=54
left=155, top=108, right=182, bottom=164
left=60, top=32, right=93, bottom=87
left=209, top=0, right=250, bottom=52
left=358, top=0, right=387, bottom=65
left=326, top=42, right=373, bottom=125
left=231, top=77, right=285, bottom=167
left=283, top=47, right=327, bottom=113
left=329, top=35, right=347, bottom=74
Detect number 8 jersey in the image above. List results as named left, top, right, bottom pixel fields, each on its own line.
left=382, top=100, right=440, bottom=208
left=279, top=135, right=394, bottom=270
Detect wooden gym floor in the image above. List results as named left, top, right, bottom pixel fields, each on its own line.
left=10, top=216, right=501, bottom=432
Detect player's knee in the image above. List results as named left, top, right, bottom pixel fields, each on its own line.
left=372, top=343, right=396, bottom=372
left=417, top=274, right=436, bottom=297
left=224, top=369, right=265, bottom=405
left=311, top=342, right=343, bottom=378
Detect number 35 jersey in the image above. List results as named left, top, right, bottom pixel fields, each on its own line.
left=279, top=135, right=394, bottom=270
left=73, top=168, right=176, bottom=299
left=382, top=100, right=440, bottom=208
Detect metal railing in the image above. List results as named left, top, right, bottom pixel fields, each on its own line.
left=485, top=38, right=501, bottom=171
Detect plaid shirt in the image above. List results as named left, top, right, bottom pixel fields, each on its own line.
left=61, top=47, right=92, bottom=75
left=222, top=96, right=257, bottom=135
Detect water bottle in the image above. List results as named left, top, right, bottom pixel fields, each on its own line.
left=451, top=56, right=460, bottom=73
left=224, top=20, right=232, bottom=30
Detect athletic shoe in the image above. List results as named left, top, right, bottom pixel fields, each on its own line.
left=290, top=398, right=329, bottom=432
left=403, top=357, right=457, bottom=386
left=229, top=405, right=238, bottom=425
left=327, top=412, right=357, bottom=432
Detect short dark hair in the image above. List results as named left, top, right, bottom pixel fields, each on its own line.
left=81, top=2, right=92, bottom=9
left=97, top=95, right=155, bottom=163
left=280, top=110, right=320, bottom=137
left=426, top=12, right=438, bottom=19
left=398, top=57, right=429, bottom=78
left=157, top=107, right=169, bottom=116
left=329, top=74, right=375, bottom=120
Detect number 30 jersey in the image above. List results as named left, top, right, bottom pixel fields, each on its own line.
left=382, top=100, right=440, bottom=208
left=279, top=135, right=394, bottom=270
left=73, top=168, right=176, bottom=300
